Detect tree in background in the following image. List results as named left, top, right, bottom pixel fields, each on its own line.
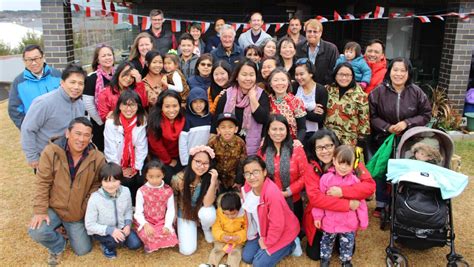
left=15, top=32, right=43, bottom=54
left=0, top=40, right=13, bottom=56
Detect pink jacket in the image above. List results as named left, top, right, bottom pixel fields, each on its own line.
left=242, top=178, right=299, bottom=254
left=311, top=167, right=368, bottom=233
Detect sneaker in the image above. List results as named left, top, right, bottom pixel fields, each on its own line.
left=198, top=264, right=214, bottom=267
left=291, top=237, right=303, bottom=257
left=101, top=244, right=117, bottom=259
left=218, top=264, right=230, bottom=267
left=47, top=252, right=62, bottom=266
left=372, top=207, right=383, bottom=218
left=203, top=229, right=214, bottom=243
left=342, top=260, right=353, bottom=267
left=320, top=259, right=330, bottom=267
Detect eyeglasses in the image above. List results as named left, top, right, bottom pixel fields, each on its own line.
left=193, top=159, right=210, bottom=168
left=336, top=73, right=353, bottom=79
left=306, top=29, right=321, bottom=34
left=199, top=62, right=212, bottom=67
left=243, top=169, right=262, bottom=179
left=121, top=102, right=138, bottom=109
left=315, top=143, right=335, bottom=152
left=24, top=56, right=43, bottom=64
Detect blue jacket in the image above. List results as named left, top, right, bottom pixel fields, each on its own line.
left=187, top=75, right=211, bottom=91
left=210, top=43, right=244, bottom=71
left=179, top=87, right=212, bottom=165
left=335, top=55, right=372, bottom=84
left=8, top=64, right=61, bottom=129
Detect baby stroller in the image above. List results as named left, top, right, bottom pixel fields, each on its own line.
left=384, top=127, right=469, bottom=267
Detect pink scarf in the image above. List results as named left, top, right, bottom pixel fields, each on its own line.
left=224, top=86, right=253, bottom=130
left=94, top=65, right=115, bottom=106
left=120, top=113, right=137, bottom=170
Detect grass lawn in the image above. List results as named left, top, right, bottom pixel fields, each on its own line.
left=0, top=101, right=472, bottom=266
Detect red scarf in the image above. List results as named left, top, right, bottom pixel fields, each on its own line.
left=120, top=113, right=137, bottom=170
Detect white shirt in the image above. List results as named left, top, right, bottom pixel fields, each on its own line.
left=242, top=190, right=261, bottom=239
left=296, top=85, right=319, bottom=132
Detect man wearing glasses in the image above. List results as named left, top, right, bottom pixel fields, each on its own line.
left=144, top=9, right=177, bottom=55
left=296, top=19, right=339, bottom=85
left=8, top=45, right=61, bottom=129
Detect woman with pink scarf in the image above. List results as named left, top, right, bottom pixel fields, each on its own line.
left=213, top=59, right=270, bottom=155
left=84, top=44, right=115, bottom=151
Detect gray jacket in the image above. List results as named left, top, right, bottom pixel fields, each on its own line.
left=179, top=53, right=199, bottom=80
left=85, top=186, right=133, bottom=236
left=238, top=29, right=272, bottom=49
left=20, top=87, right=85, bottom=163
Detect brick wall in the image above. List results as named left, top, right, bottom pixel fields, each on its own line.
left=360, top=20, right=388, bottom=50
left=438, top=0, right=474, bottom=112
left=41, top=0, right=74, bottom=70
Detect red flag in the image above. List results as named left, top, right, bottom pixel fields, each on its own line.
left=344, top=13, right=355, bottom=20
left=73, top=4, right=80, bottom=12
left=128, top=14, right=138, bottom=25
left=417, top=16, right=431, bottom=23
left=141, top=17, right=150, bottom=31
left=275, top=23, right=285, bottom=33
left=171, top=20, right=181, bottom=32
left=334, top=11, right=343, bottom=21
left=242, top=23, right=251, bottom=33
left=101, top=0, right=107, bottom=16
left=112, top=12, right=119, bottom=24
left=85, top=7, right=91, bottom=17
left=201, top=22, right=210, bottom=34
left=374, top=6, right=385, bottom=19
left=316, top=16, right=328, bottom=23
left=262, top=23, right=269, bottom=32
left=405, top=12, right=415, bottom=17
left=360, top=12, right=372, bottom=19
left=434, top=15, right=444, bottom=21
left=389, top=13, right=401, bottom=18
left=110, top=1, right=116, bottom=12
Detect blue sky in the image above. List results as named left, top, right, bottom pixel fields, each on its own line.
left=0, top=0, right=41, bottom=11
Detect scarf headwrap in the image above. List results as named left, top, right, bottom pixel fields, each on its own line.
left=120, top=113, right=137, bottom=170
left=94, top=65, right=115, bottom=106
left=264, top=145, right=293, bottom=209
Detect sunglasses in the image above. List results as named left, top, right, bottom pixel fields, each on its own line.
left=199, top=62, right=212, bottom=67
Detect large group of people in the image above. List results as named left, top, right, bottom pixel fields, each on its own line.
left=9, top=8, right=435, bottom=267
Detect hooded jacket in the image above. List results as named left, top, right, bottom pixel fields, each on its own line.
left=187, top=75, right=211, bottom=91
left=8, top=64, right=61, bottom=129
left=20, top=87, right=85, bottom=163
left=179, top=88, right=212, bottom=165
left=34, top=136, right=105, bottom=222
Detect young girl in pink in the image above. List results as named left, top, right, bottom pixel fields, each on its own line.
left=134, top=160, right=178, bottom=253
left=312, top=145, right=368, bottom=267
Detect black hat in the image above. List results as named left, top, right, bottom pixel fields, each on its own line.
left=216, top=112, right=238, bottom=126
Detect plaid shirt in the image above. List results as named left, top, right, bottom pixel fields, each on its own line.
left=65, top=143, right=90, bottom=184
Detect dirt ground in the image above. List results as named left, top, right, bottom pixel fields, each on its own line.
left=0, top=100, right=472, bottom=266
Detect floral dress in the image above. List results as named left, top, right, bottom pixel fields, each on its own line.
left=269, top=93, right=307, bottom=139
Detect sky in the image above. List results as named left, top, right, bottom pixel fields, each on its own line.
left=0, top=0, right=41, bottom=11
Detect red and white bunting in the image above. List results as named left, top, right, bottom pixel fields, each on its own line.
left=316, top=16, right=328, bottom=23
left=128, top=14, right=138, bottom=25
left=360, top=12, right=372, bottom=19
left=109, top=1, right=115, bottom=12
left=201, top=22, right=211, bottom=34
left=171, top=20, right=181, bottom=32
left=141, top=17, right=150, bottom=31
left=405, top=12, right=415, bottom=17
left=85, top=6, right=92, bottom=17
left=345, top=13, right=355, bottom=20
left=112, top=12, right=123, bottom=24
left=334, top=11, right=343, bottom=21
left=262, top=23, right=269, bottom=32
left=274, top=23, right=285, bottom=32
left=231, top=23, right=242, bottom=31
left=389, top=13, right=400, bottom=18
left=242, top=23, right=251, bottom=32
left=73, top=4, right=80, bottom=12
left=374, top=6, right=385, bottom=19
left=417, top=16, right=431, bottom=23
left=434, top=15, right=444, bottom=21
left=460, top=13, right=470, bottom=22
left=101, top=0, right=107, bottom=16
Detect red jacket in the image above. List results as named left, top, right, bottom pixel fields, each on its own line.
left=258, top=140, right=307, bottom=202
left=303, top=160, right=375, bottom=245
left=364, top=56, right=387, bottom=94
left=242, top=178, right=300, bottom=254
left=97, top=82, right=148, bottom=121
left=147, top=115, right=185, bottom=164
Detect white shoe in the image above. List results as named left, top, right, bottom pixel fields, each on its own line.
left=203, top=229, right=214, bottom=243
left=291, top=237, right=302, bottom=257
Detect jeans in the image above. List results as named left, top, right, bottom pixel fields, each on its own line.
left=242, top=237, right=295, bottom=267
left=94, top=230, right=142, bottom=251
left=28, top=208, right=92, bottom=255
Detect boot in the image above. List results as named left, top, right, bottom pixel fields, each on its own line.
left=341, top=260, right=353, bottom=267
left=320, top=259, right=330, bottom=267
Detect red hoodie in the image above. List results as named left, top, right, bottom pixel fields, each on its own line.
left=364, top=56, right=387, bottom=94
left=303, top=160, right=375, bottom=245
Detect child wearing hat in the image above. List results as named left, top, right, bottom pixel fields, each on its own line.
left=208, top=113, right=247, bottom=193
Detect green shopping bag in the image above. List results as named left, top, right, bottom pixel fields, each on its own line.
left=366, top=134, right=396, bottom=181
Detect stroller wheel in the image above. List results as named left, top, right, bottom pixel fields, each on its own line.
left=386, top=253, right=408, bottom=267
left=447, top=259, right=469, bottom=267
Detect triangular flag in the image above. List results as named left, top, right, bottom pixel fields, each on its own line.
left=344, top=13, right=355, bottom=20
left=171, top=20, right=181, bottom=32
left=374, top=6, right=385, bottom=19
left=275, top=23, right=285, bottom=32
left=316, top=16, right=328, bottom=23
left=73, top=4, right=80, bottom=12
left=360, top=12, right=372, bottom=19
left=334, top=11, right=343, bottom=21
left=101, top=0, right=107, bottom=16
left=262, top=23, right=269, bottom=32
left=201, top=22, right=211, bottom=34
left=112, top=12, right=124, bottom=24
left=405, top=12, right=415, bottom=17
left=85, top=7, right=91, bottom=17
left=242, top=23, right=251, bottom=33
left=141, top=16, right=150, bottom=31
left=110, top=1, right=115, bottom=12
left=434, top=15, right=444, bottom=21
left=460, top=13, right=470, bottom=22
left=232, top=23, right=243, bottom=31
left=389, top=13, right=401, bottom=18
left=417, top=16, right=431, bottom=23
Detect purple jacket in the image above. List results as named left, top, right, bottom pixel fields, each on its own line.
left=312, top=167, right=368, bottom=233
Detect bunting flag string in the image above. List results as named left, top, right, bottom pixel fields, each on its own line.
left=71, top=1, right=474, bottom=31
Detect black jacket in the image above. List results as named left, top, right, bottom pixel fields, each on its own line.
left=296, top=39, right=339, bottom=86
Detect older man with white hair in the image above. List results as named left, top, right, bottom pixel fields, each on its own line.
left=210, top=24, right=244, bottom=70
